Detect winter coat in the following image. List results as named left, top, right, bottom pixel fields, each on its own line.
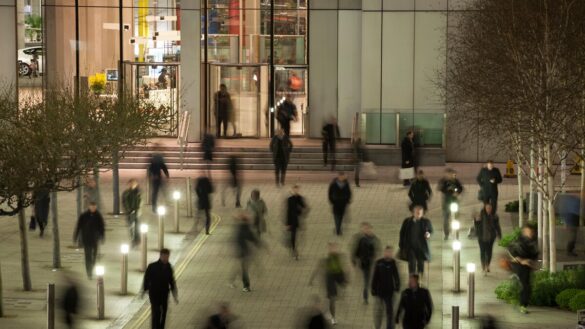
left=277, top=100, right=297, bottom=123
left=270, top=135, right=293, bottom=164
left=228, top=156, right=240, bottom=187
left=398, top=217, right=434, bottom=261
left=401, top=137, right=415, bottom=168
left=122, top=187, right=141, bottom=214
left=509, top=236, right=539, bottom=261
left=371, top=258, right=400, bottom=298
left=476, top=167, right=502, bottom=201
left=202, top=133, right=215, bottom=161
left=438, top=178, right=463, bottom=208
left=235, top=222, right=260, bottom=259
left=148, top=154, right=169, bottom=180
left=351, top=233, right=381, bottom=269
left=214, top=90, right=232, bottom=118
left=286, top=194, right=307, bottom=228
left=33, top=189, right=50, bottom=223
left=396, top=287, right=433, bottom=328
left=247, top=198, right=267, bottom=232
left=143, top=259, right=177, bottom=302
left=474, top=210, right=502, bottom=242
left=321, top=123, right=340, bottom=145
left=408, top=178, right=432, bottom=207
left=195, top=176, right=214, bottom=210
left=74, top=210, right=105, bottom=247
left=328, top=179, right=352, bottom=208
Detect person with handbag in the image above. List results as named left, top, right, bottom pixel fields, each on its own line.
left=474, top=203, right=502, bottom=275
left=408, top=170, right=432, bottom=211
left=400, top=131, right=416, bottom=186
left=351, top=222, right=381, bottom=304
left=371, top=246, right=401, bottom=329
left=508, top=224, right=539, bottom=314
left=328, top=172, right=352, bottom=236
left=476, top=160, right=503, bottom=212
left=398, top=205, right=433, bottom=276
left=438, top=168, right=463, bottom=240
left=246, top=189, right=267, bottom=237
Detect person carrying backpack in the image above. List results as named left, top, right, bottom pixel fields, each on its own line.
left=351, top=222, right=381, bottom=304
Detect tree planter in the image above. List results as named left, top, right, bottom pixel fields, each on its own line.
left=507, top=212, right=519, bottom=229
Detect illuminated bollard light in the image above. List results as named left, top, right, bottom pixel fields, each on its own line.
left=451, top=219, right=461, bottom=240
left=452, top=240, right=461, bottom=292
left=95, top=265, right=105, bottom=320
left=467, top=263, right=476, bottom=318
left=172, top=191, right=181, bottom=233
left=120, top=244, right=129, bottom=295
left=140, top=224, right=149, bottom=272
left=157, top=206, right=166, bottom=250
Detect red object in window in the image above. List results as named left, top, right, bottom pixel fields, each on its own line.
left=289, top=74, right=303, bottom=91
left=228, top=0, right=239, bottom=35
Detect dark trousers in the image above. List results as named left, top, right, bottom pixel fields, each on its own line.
left=83, top=244, right=98, bottom=278
left=354, top=161, right=361, bottom=186
left=274, top=161, right=288, bottom=185
left=151, top=178, right=162, bottom=212
left=514, top=264, right=532, bottom=307
left=373, top=295, right=394, bottom=329
left=150, top=298, right=168, bottom=329
left=200, top=208, right=211, bottom=234
left=217, top=115, right=228, bottom=137
left=333, top=205, right=347, bottom=236
left=478, top=238, right=495, bottom=268
left=567, top=226, right=579, bottom=254
left=64, top=312, right=74, bottom=329
left=407, top=250, right=425, bottom=275
left=241, top=257, right=250, bottom=289
left=323, top=141, right=336, bottom=170
left=126, top=212, right=140, bottom=246
left=360, top=265, right=372, bottom=302
left=290, top=227, right=298, bottom=253
left=279, top=119, right=291, bottom=136
left=442, top=207, right=451, bottom=238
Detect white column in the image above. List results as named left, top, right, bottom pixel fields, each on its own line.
left=181, top=0, right=201, bottom=142
left=0, top=0, right=17, bottom=86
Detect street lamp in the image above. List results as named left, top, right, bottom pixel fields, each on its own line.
left=140, top=224, right=148, bottom=271
left=157, top=206, right=166, bottom=250
left=452, top=240, right=461, bottom=292
left=467, top=263, right=476, bottom=318
left=172, top=191, right=181, bottom=233
left=120, top=244, right=129, bottom=295
left=95, top=265, right=105, bottom=320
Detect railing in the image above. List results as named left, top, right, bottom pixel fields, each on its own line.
left=177, top=111, right=191, bottom=171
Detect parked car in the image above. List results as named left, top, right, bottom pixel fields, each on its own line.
left=18, top=46, right=44, bottom=76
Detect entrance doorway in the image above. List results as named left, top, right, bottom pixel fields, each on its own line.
left=274, top=65, right=308, bottom=137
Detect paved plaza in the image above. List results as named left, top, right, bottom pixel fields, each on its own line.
left=0, top=165, right=579, bottom=329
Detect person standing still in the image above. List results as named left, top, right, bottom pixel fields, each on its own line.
left=214, top=84, right=233, bottom=137
left=286, top=185, right=307, bottom=260
left=122, top=179, right=142, bottom=247
left=474, top=203, right=502, bottom=275
left=476, top=160, right=503, bottom=212
left=395, top=274, right=433, bottom=329
left=246, top=189, right=268, bottom=237
left=196, top=173, right=214, bottom=235
left=408, top=170, right=432, bottom=211
left=328, top=172, right=352, bottom=236
left=277, top=94, right=298, bottom=136
left=438, top=168, right=463, bottom=240
left=148, top=153, right=170, bottom=212
left=270, top=129, right=293, bottom=186
left=398, top=205, right=433, bottom=276
left=508, top=225, right=538, bottom=314
left=142, top=248, right=178, bottom=329
left=322, top=117, right=340, bottom=171
left=371, top=246, right=401, bottom=329
left=401, top=131, right=416, bottom=186
left=351, top=222, right=381, bottom=304
left=73, top=202, right=105, bottom=279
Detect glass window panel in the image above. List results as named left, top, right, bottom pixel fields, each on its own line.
left=414, top=12, right=446, bottom=110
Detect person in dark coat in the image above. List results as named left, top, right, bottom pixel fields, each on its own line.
left=61, top=272, right=80, bottom=329
left=508, top=224, right=538, bottom=314
left=408, top=170, right=432, bottom=211
left=214, top=84, right=233, bottom=137
left=142, top=248, right=178, bottom=329
left=371, top=246, right=401, bottom=329
left=395, top=274, right=433, bottom=329
left=73, top=202, right=105, bottom=279
left=196, top=173, right=214, bottom=235
left=206, top=302, right=236, bottom=329
left=222, top=155, right=241, bottom=208
left=474, top=203, right=502, bottom=274
left=322, top=117, right=340, bottom=171
left=122, top=179, right=142, bottom=246
left=277, top=94, right=298, bottom=136
left=33, top=187, right=51, bottom=237
left=148, top=153, right=170, bottom=212
left=233, top=213, right=262, bottom=292
left=351, top=222, right=381, bottom=304
left=202, top=131, right=216, bottom=173
left=298, top=295, right=330, bottom=329
left=398, top=205, right=433, bottom=276
left=286, top=185, right=307, bottom=260
left=270, top=129, right=293, bottom=186
left=476, top=160, right=503, bottom=212
left=352, top=137, right=364, bottom=187
left=401, top=131, right=416, bottom=186
left=328, top=172, right=352, bottom=236
left=438, top=168, right=463, bottom=240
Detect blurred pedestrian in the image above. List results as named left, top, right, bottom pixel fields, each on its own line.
left=480, top=315, right=499, bottom=329
left=222, top=155, right=241, bottom=208
left=438, top=168, right=463, bottom=240
left=122, top=179, right=142, bottom=247
left=309, top=242, right=348, bottom=326
left=61, top=272, right=80, bottom=329
left=232, top=213, right=262, bottom=292
left=33, top=186, right=51, bottom=237
left=202, top=130, right=216, bottom=173
left=328, top=172, right=352, bottom=236
left=322, top=116, right=340, bottom=171
left=352, top=137, right=364, bottom=187
left=286, top=185, right=308, bottom=260
left=474, top=203, right=502, bottom=275
left=351, top=222, right=381, bottom=304
left=277, top=94, right=298, bottom=136
left=142, top=248, right=178, bottom=329
left=508, top=224, right=538, bottom=314
left=395, top=274, right=433, bottom=329
left=476, top=160, right=502, bottom=212
left=73, top=202, right=105, bottom=279
left=206, top=302, right=237, bottom=329
left=371, top=246, right=401, bottom=329
left=83, top=177, right=99, bottom=210
left=401, top=131, right=416, bottom=186
left=196, top=173, right=214, bottom=235
left=148, top=153, right=170, bottom=212
left=298, top=295, right=330, bottom=329
left=270, top=128, right=293, bottom=186
left=398, top=205, right=433, bottom=276
left=247, top=189, right=267, bottom=237
left=408, top=170, right=432, bottom=211
left=214, top=84, right=233, bottom=137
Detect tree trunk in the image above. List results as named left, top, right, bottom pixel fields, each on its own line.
left=17, top=205, right=32, bottom=291
left=580, top=149, right=585, bottom=227
left=0, top=261, right=4, bottom=317
left=517, top=154, right=524, bottom=227
left=76, top=177, right=82, bottom=219
left=93, top=167, right=102, bottom=211
left=561, top=154, right=567, bottom=193
left=528, top=139, right=535, bottom=223
left=542, top=192, right=549, bottom=271
left=112, top=150, right=120, bottom=215
left=547, top=145, right=557, bottom=272
left=537, top=145, right=544, bottom=251
left=51, top=191, right=61, bottom=269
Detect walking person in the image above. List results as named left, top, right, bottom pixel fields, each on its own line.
left=83, top=177, right=100, bottom=210
left=277, top=94, right=298, bottom=136
left=232, top=213, right=262, bottom=292
left=73, top=202, right=105, bottom=279
left=508, top=224, right=538, bottom=314
left=122, top=179, right=142, bottom=247
left=202, top=130, right=216, bottom=173
left=222, top=155, right=241, bottom=208
left=206, top=302, right=237, bottom=329
left=286, top=184, right=307, bottom=260
left=476, top=160, right=503, bottom=212
left=371, top=246, right=401, bottom=329
left=61, top=272, right=80, bottom=329
left=246, top=189, right=267, bottom=237
left=398, top=205, right=433, bottom=276
left=401, top=131, right=416, bottom=186
left=322, top=117, right=340, bottom=171
left=33, top=186, right=51, bottom=237
left=214, top=84, right=233, bottom=137
left=270, top=128, right=293, bottom=186
left=328, top=172, right=352, bottom=236
left=309, top=242, right=348, bottom=326
left=142, top=248, right=179, bottom=329
left=352, top=137, right=364, bottom=187
left=351, top=222, right=381, bottom=304
left=148, top=153, right=170, bottom=212
left=195, top=173, right=214, bottom=235
left=474, top=203, right=502, bottom=275
left=438, top=168, right=463, bottom=240
left=299, top=295, right=330, bottom=329
left=395, top=274, right=433, bottom=329
left=408, top=170, right=432, bottom=211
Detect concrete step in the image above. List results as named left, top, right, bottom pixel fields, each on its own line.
left=119, top=157, right=354, bottom=165
left=121, top=151, right=354, bottom=160
left=118, top=162, right=355, bottom=171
